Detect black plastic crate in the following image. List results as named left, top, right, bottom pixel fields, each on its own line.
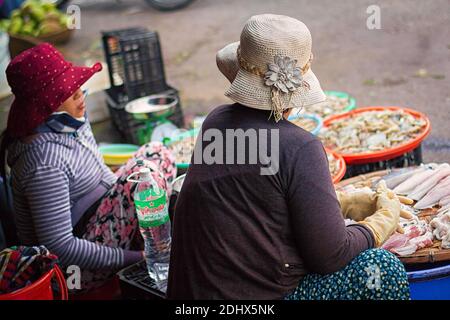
left=344, top=145, right=423, bottom=179
left=105, top=86, right=185, bottom=145
left=117, top=260, right=166, bottom=300
left=102, top=27, right=168, bottom=100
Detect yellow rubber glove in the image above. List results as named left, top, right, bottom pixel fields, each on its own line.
left=336, top=188, right=377, bottom=221
left=337, top=185, right=414, bottom=223
left=358, top=181, right=402, bottom=247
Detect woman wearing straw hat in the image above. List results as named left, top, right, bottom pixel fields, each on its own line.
left=167, top=14, right=410, bottom=300
left=0, top=43, right=177, bottom=292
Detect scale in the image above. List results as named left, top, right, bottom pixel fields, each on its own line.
left=125, top=93, right=180, bottom=145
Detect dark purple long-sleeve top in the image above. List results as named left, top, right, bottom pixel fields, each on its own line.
left=167, top=103, right=374, bottom=300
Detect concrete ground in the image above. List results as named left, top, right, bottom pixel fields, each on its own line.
left=0, top=0, right=449, bottom=162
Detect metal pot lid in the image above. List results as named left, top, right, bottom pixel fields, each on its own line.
left=125, top=94, right=178, bottom=114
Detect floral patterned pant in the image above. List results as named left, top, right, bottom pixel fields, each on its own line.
left=78, top=142, right=177, bottom=291
left=284, top=249, right=411, bottom=300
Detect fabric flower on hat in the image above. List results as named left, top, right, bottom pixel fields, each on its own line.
left=262, top=54, right=312, bottom=122
left=264, top=55, right=309, bottom=93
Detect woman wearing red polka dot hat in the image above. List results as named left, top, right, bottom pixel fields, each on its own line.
left=0, top=43, right=177, bottom=293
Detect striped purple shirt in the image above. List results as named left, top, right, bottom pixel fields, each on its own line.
left=7, top=121, right=142, bottom=270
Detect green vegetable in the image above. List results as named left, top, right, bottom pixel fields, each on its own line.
left=21, top=1, right=35, bottom=15
left=42, top=2, right=57, bottom=12
left=8, top=18, right=23, bottom=35
left=5, top=1, right=69, bottom=38
left=29, top=6, right=46, bottom=23
left=0, top=20, right=11, bottom=32
left=21, top=20, right=37, bottom=35
left=59, top=15, right=69, bottom=28
left=11, top=9, right=22, bottom=19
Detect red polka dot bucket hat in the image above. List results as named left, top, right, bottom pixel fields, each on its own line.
left=5, top=43, right=102, bottom=138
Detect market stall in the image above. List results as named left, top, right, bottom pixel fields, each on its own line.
left=0, top=9, right=448, bottom=301
left=336, top=166, right=450, bottom=299
left=320, top=106, right=430, bottom=177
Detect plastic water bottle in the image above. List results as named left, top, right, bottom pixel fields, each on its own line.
left=128, top=167, right=171, bottom=292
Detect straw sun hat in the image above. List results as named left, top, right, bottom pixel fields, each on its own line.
left=216, top=14, right=326, bottom=122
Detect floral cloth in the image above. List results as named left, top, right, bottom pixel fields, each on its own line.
left=285, top=248, right=410, bottom=300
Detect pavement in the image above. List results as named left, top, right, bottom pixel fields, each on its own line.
left=0, top=0, right=449, bottom=162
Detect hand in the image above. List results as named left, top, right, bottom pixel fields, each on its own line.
left=337, top=185, right=414, bottom=224
left=376, top=181, right=414, bottom=233
left=336, top=188, right=377, bottom=221
left=358, top=181, right=403, bottom=247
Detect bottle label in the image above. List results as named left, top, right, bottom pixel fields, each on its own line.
left=134, top=190, right=169, bottom=228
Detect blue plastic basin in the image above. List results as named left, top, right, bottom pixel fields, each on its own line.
left=408, top=264, right=450, bottom=300
left=288, top=113, right=323, bottom=136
